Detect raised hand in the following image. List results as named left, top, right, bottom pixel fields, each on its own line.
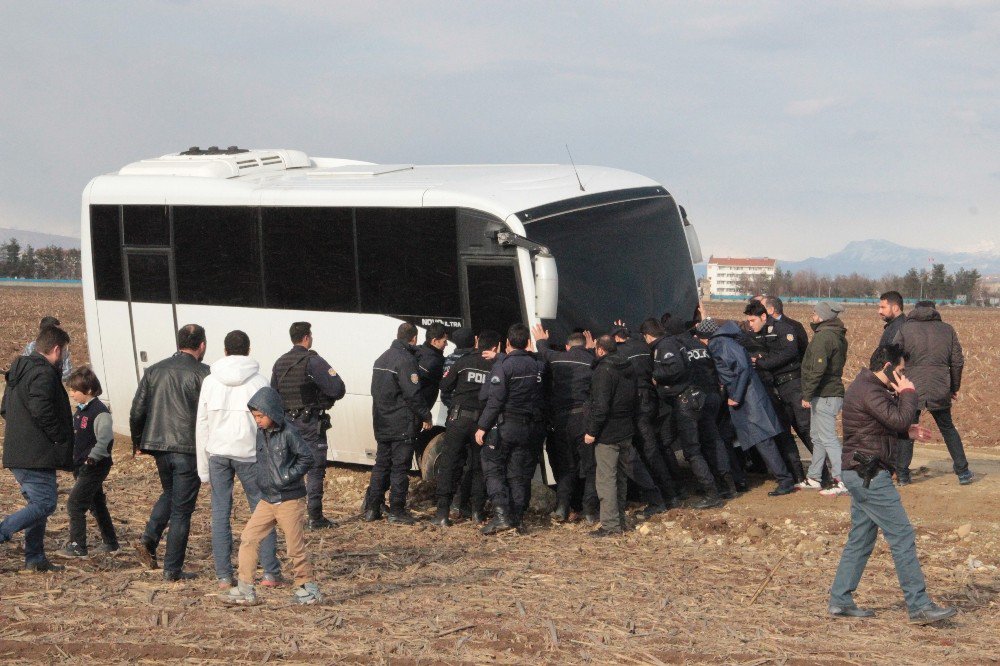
left=531, top=323, right=549, bottom=341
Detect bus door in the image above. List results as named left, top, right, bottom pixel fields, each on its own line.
left=123, top=249, right=178, bottom=377
left=462, top=260, right=525, bottom=338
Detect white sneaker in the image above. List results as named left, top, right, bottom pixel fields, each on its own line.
left=795, top=478, right=822, bottom=490
left=820, top=481, right=848, bottom=497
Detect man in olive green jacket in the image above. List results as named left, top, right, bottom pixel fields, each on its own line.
left=800, top=302, right=849, bottom=495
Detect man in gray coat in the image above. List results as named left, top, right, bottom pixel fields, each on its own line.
left=893, top=302, right=973, bottom=485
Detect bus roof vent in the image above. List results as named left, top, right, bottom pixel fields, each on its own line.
left=118, top=149, right=311, bottom=178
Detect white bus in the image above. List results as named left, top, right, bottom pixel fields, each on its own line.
left=81, top=147, right=702, bottom=467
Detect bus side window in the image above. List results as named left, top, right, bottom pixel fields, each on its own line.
left=90, top=205, right=126, bottom=301
left=355, top=208, right=461, bottom=318
left=173, top=206, right=263, bottom=307
left=123, top=205, right=169, bottom=247
left=261, top=207, right=357, bottom=312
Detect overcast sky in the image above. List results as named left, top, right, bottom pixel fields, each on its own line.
left=1, top=1, right=997, bottom=260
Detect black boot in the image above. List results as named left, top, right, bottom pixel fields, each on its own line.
left=307, top=515, right=336, bottom=530
left=550, top=504, right=570, bottom=523
left=719, top=474, right=738, bottom=500
left=637, top=503, right=669, bottom=520
left=433, top=501, right=452, bottom=527
left=362, top=498, right=383, bottom=522
left=470, top=510, right=486, bottom=524
left=690, top=494, right=724, bottom=510
left=481, top=507, right=515, bottom=535
left=388, top=507, right=416, bottom=525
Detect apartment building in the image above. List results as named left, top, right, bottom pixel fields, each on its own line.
left=706, top=256, right=777, bottom=296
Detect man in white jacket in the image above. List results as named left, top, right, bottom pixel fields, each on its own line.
left=196, top=330, right=283, bottom=588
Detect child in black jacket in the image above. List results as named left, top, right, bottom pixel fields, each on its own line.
left=58, top=367, right=119, bottom=557
left=222, top=387, right=321, bottom=606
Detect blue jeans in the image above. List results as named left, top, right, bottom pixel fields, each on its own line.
left=830, top=470, right=932, bottom=613
left=142, top=452, right=201, bottom=574
left=209, top=456, right=280, bottom=580
left=0, top=468, right=58, bottom=564
left=808, top=397, right=843, bottom=480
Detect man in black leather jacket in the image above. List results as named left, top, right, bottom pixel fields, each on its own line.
left=130, top=324, right=210, bottom=581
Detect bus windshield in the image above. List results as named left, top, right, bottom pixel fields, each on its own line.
left=524, top=195, right=698, bottom=342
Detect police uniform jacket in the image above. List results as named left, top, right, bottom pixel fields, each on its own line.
left=440, top=347, right=475, bottom=408
left=685, top=334, right=720, bottom=393
left=415, top=341, right=446, bottom=411
left=536, top=340, right=594, bottom=413
left=616, top=337, right=655, bottom=400
left=477, top=350, right=545, bottom=431
left=371, top=339, right=433, bottom=442
left=585, top=352, right=637, bottom=443
left=777, top=314, right=809, bottom=360
left=271, top=345, right=346, bottom=412
left=650, top=335, right=690, bottom=398
left=439, top=350, right=496, bottom=413
left=753, top=316, right=801, bottom=383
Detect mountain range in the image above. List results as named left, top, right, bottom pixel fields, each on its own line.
left=697, top=239, right=1000, bottom=279
left=0, top=227, right=81, bottom=250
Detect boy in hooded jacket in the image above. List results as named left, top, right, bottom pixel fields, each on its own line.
left=223, top=387, right=321, bottom=606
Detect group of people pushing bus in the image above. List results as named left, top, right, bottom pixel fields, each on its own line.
left=0, top=291, right=971, bottom=618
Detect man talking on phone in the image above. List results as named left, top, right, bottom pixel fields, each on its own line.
left=829, top=343, right=956, bottom=625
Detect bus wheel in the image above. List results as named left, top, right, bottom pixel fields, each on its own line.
left=419, top=431, right=447, bottom=482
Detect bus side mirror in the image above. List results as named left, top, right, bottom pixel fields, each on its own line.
left=683, top=217, right=703, bottom=264
left=534, top=253, right=558, bottom=319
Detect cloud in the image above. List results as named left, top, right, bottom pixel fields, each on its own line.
left=784, top=97, right=841, bottom=116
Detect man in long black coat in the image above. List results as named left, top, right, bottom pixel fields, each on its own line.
left=1, top=326, right=74, bottom=572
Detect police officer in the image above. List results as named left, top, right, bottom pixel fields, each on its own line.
left=613, top=323, right=677, bottom=516
left=364, top=323, right=433, bottom=525
left=415, top=323, right=450, bottom=410
left=762, top=296, right=809, bottom=360
left=684, top=327, right=738, bottom=499
left=439, top=327, right=480, bottom=517
left=643, top=317, right=722, bottom=508
left=533, top=324, right=595, bottom=522
left=440, top=328, right=476, bottom=409
left=433, top=329, right=501, bottom=527
left=270, top=321, right=346, bottom=530
left=744, top=301, right=809, bottom=483
left=475, top=323, right=545, bottom=535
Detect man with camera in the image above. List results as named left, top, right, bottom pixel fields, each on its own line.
left=829, top=343, right=956, bottom=625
